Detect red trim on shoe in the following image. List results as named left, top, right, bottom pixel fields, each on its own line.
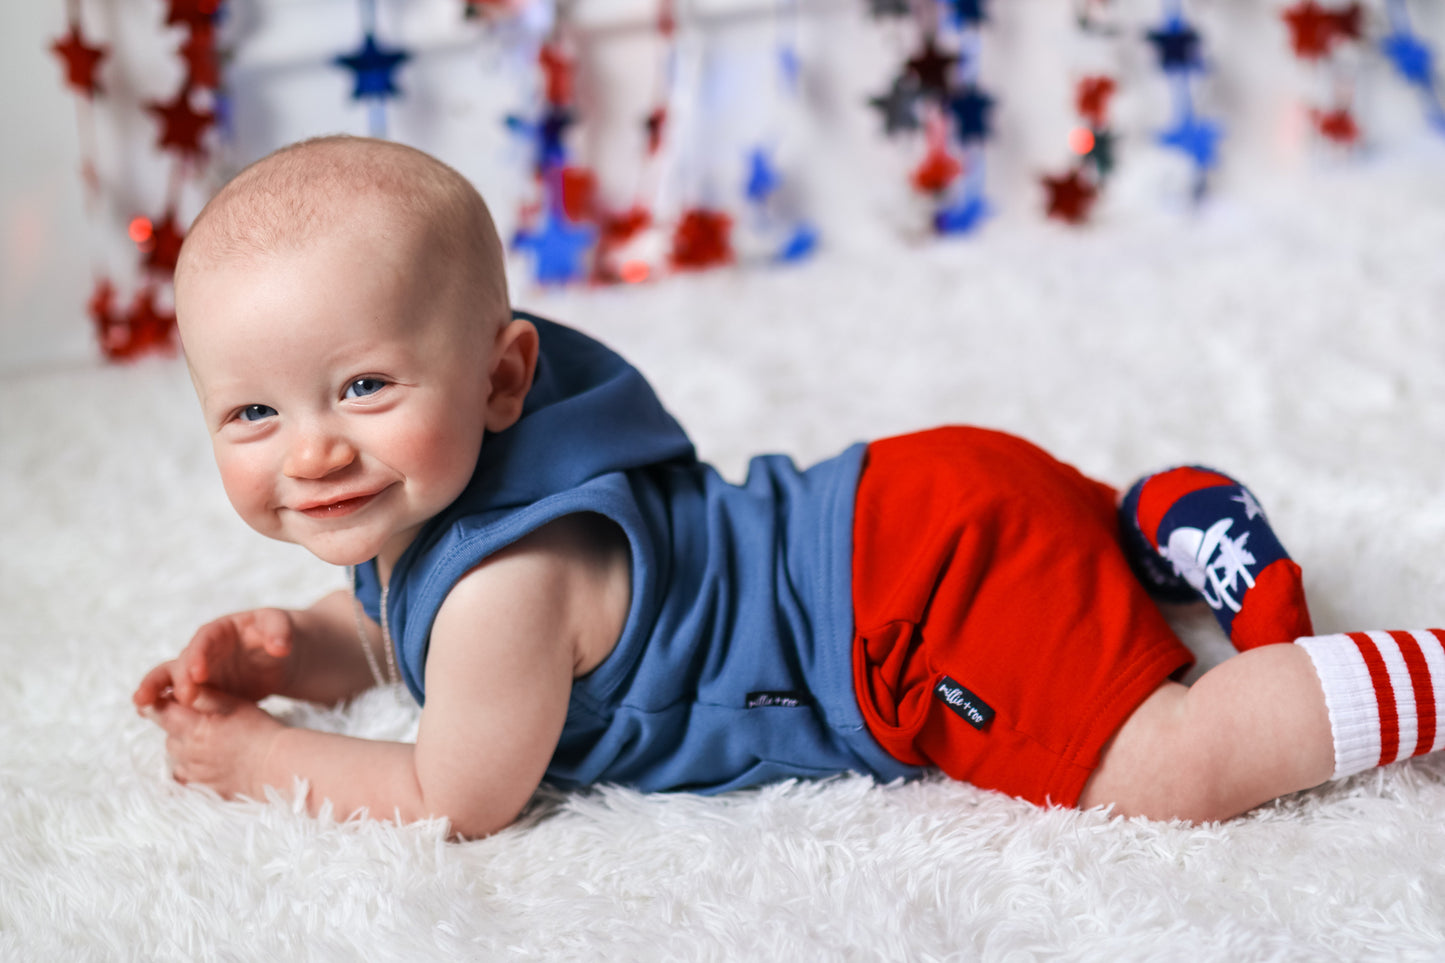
left=1229, top=559, right=1314, bottom=650
left=1134, top=466, right=1236, bottom=548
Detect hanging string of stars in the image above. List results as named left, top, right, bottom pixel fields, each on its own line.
left=52, top=0, right=223, bottom=360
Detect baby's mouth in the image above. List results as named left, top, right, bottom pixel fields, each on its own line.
left=295, top=490, right=382, bottom=519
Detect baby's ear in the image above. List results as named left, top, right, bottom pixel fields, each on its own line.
left=484, top=318, right=539, bottom=432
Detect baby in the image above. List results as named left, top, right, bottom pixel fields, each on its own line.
left=135, top=135, right=1445, bottom=839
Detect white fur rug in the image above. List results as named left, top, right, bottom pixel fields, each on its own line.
left=6, top=145, right=1445, bottom=960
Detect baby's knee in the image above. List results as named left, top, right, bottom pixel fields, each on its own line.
left=1080, top=683, right=1241, bottom=822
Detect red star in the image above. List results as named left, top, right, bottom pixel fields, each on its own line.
left=645, top=108, right=668, bottom=154
left=118, top=287, right=179, bottom=360
left=1313, top=107, right=1360, bottom=144
left=52, top=22, right=108, bottom=98
left=670, top=208, right=733, bottom=270
left=539, top=43, right=574, bottom=106
left=1042, top=168, right=1098, bottom=224
left=88, top=277, right=119, bottom=337
left=1076, top=76, right=1116, bottom=128
left=559, top=166, right=598, bottom=223
left=179, top=22, right=221, bottom=90
left=143, top=211, right=187, bottom=275
left=602, top=207, right=651, bottom=244
left=90, top=282, right=176, bottom=360
left=1329, top=3, right=1363, bottom=40
left=165, top=0, right=221, bottom=29
left=905, top=37, right=959, bottom=99
left=593, top=206, right=654, bottom=283
left=146, top=88, right=215, bottom=158
left=1282, top=2, right=1339, bottom=59
left=462, top=0, right=508, bottom=18
left=910, top=144, right=963, bottom=194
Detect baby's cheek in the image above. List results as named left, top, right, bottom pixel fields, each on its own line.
left=214, top=451, right=279, bottom=533
left=401, top=416, right=483, bottom=496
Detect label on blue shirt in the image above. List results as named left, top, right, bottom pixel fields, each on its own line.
left=746, top=691, right=813, bottom=709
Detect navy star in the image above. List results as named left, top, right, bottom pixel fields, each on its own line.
left=948, top=85, right=994, bottom=143
left=1159, top=113, right=1223, bottom=169
left=868, top=74, right=922, bottom=136
left=1146, top=16, right=1202, bottom=73
left=948, top=0, right=987, bottom=26
left=334, top=32, right=410, bottom=100
left=1085, top=128, right=1117, bottom=179
left=537, top=106, right=575, bottom=170
left=866, top=0, right=911, bottom=18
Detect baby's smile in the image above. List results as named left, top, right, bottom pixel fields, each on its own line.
left=294, top=488, right=389, bottom=519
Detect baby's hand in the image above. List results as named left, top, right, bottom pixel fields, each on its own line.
left=143, top=689, right=285, bottom=800
left=133, top=608, right=297, bottom=712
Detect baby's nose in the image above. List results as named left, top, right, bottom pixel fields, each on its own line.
left=283, top=426, right=357, bottom=479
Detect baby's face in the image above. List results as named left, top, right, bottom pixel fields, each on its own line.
left=177, top=221, right=493, bottom=571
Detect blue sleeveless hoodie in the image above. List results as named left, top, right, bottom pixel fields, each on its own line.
left=355, top=312, right=920, bottom=794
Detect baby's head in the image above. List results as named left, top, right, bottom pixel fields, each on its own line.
left=176, top=136, right=538, bottom=571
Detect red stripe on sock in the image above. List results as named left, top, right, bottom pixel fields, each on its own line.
left=1134, top=467, right=1236, bottom=549
left=1350, top=631, right=1400, bottom=766
left=1389, top=631, right=1436, bottom=758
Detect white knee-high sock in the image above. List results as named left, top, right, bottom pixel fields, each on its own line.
left=1295, top=630, right=1445, bottom=779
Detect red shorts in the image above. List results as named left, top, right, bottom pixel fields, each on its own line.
left=851, top=427, right=1194, bottom=807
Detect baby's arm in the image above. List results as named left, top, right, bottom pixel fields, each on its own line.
left=146, top=534, right=581, bottom=839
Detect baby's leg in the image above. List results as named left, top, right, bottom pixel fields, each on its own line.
left=1080, top=630, right=1445, bottom=822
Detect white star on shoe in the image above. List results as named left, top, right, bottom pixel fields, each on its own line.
left=1232, top=489, right=1265, bottom=521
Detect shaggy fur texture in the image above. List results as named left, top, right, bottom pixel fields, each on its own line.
left=4, top=146, right=1445, bottom=960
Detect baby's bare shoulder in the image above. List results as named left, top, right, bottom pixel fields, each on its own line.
left=437, top=513, right=631, bottom=676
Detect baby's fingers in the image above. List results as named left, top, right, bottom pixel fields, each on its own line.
left=249, top=608, right=294, bottom=659
left=261, top=630, right=292, bottom=659
left=178, top=621, right=236, bottom=698
left=133, top=661, right=180, bottom=709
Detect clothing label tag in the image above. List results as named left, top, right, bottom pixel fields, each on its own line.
left=746, top=691, right=812, bottom=709
left=934, top=676, right=994, bottom=730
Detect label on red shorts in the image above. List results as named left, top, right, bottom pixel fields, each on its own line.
left=934, top=676, right=995, bottom=730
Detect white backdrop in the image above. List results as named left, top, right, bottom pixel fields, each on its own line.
left=5, top=0, right=1440, bottom=371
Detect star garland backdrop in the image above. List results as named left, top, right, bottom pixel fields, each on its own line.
left=50, top=0, right=1444, bottom=362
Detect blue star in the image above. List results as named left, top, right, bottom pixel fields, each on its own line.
left=775, top=223, right=818, bottom=263
left=745, top=148, right=782, bottom=203
left=517, top=213, right=594, bottom=285
left=948, top=86, right=994, bottom=143
left=1147, top=16, right=1202, bottom=73
left=778, top=45, right=801, bottom=89
left=933, top=194, right=990, bottom=235
left=1381, top=30, right=1435, bottom=87
left=334, top=32, right=410, bottom=100
left=1159, top=113, right=1223, bottom=169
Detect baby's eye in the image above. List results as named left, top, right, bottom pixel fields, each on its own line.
left=237, top=404, right=277, bottom=423
left=344, top=378, right=388, bottom=400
